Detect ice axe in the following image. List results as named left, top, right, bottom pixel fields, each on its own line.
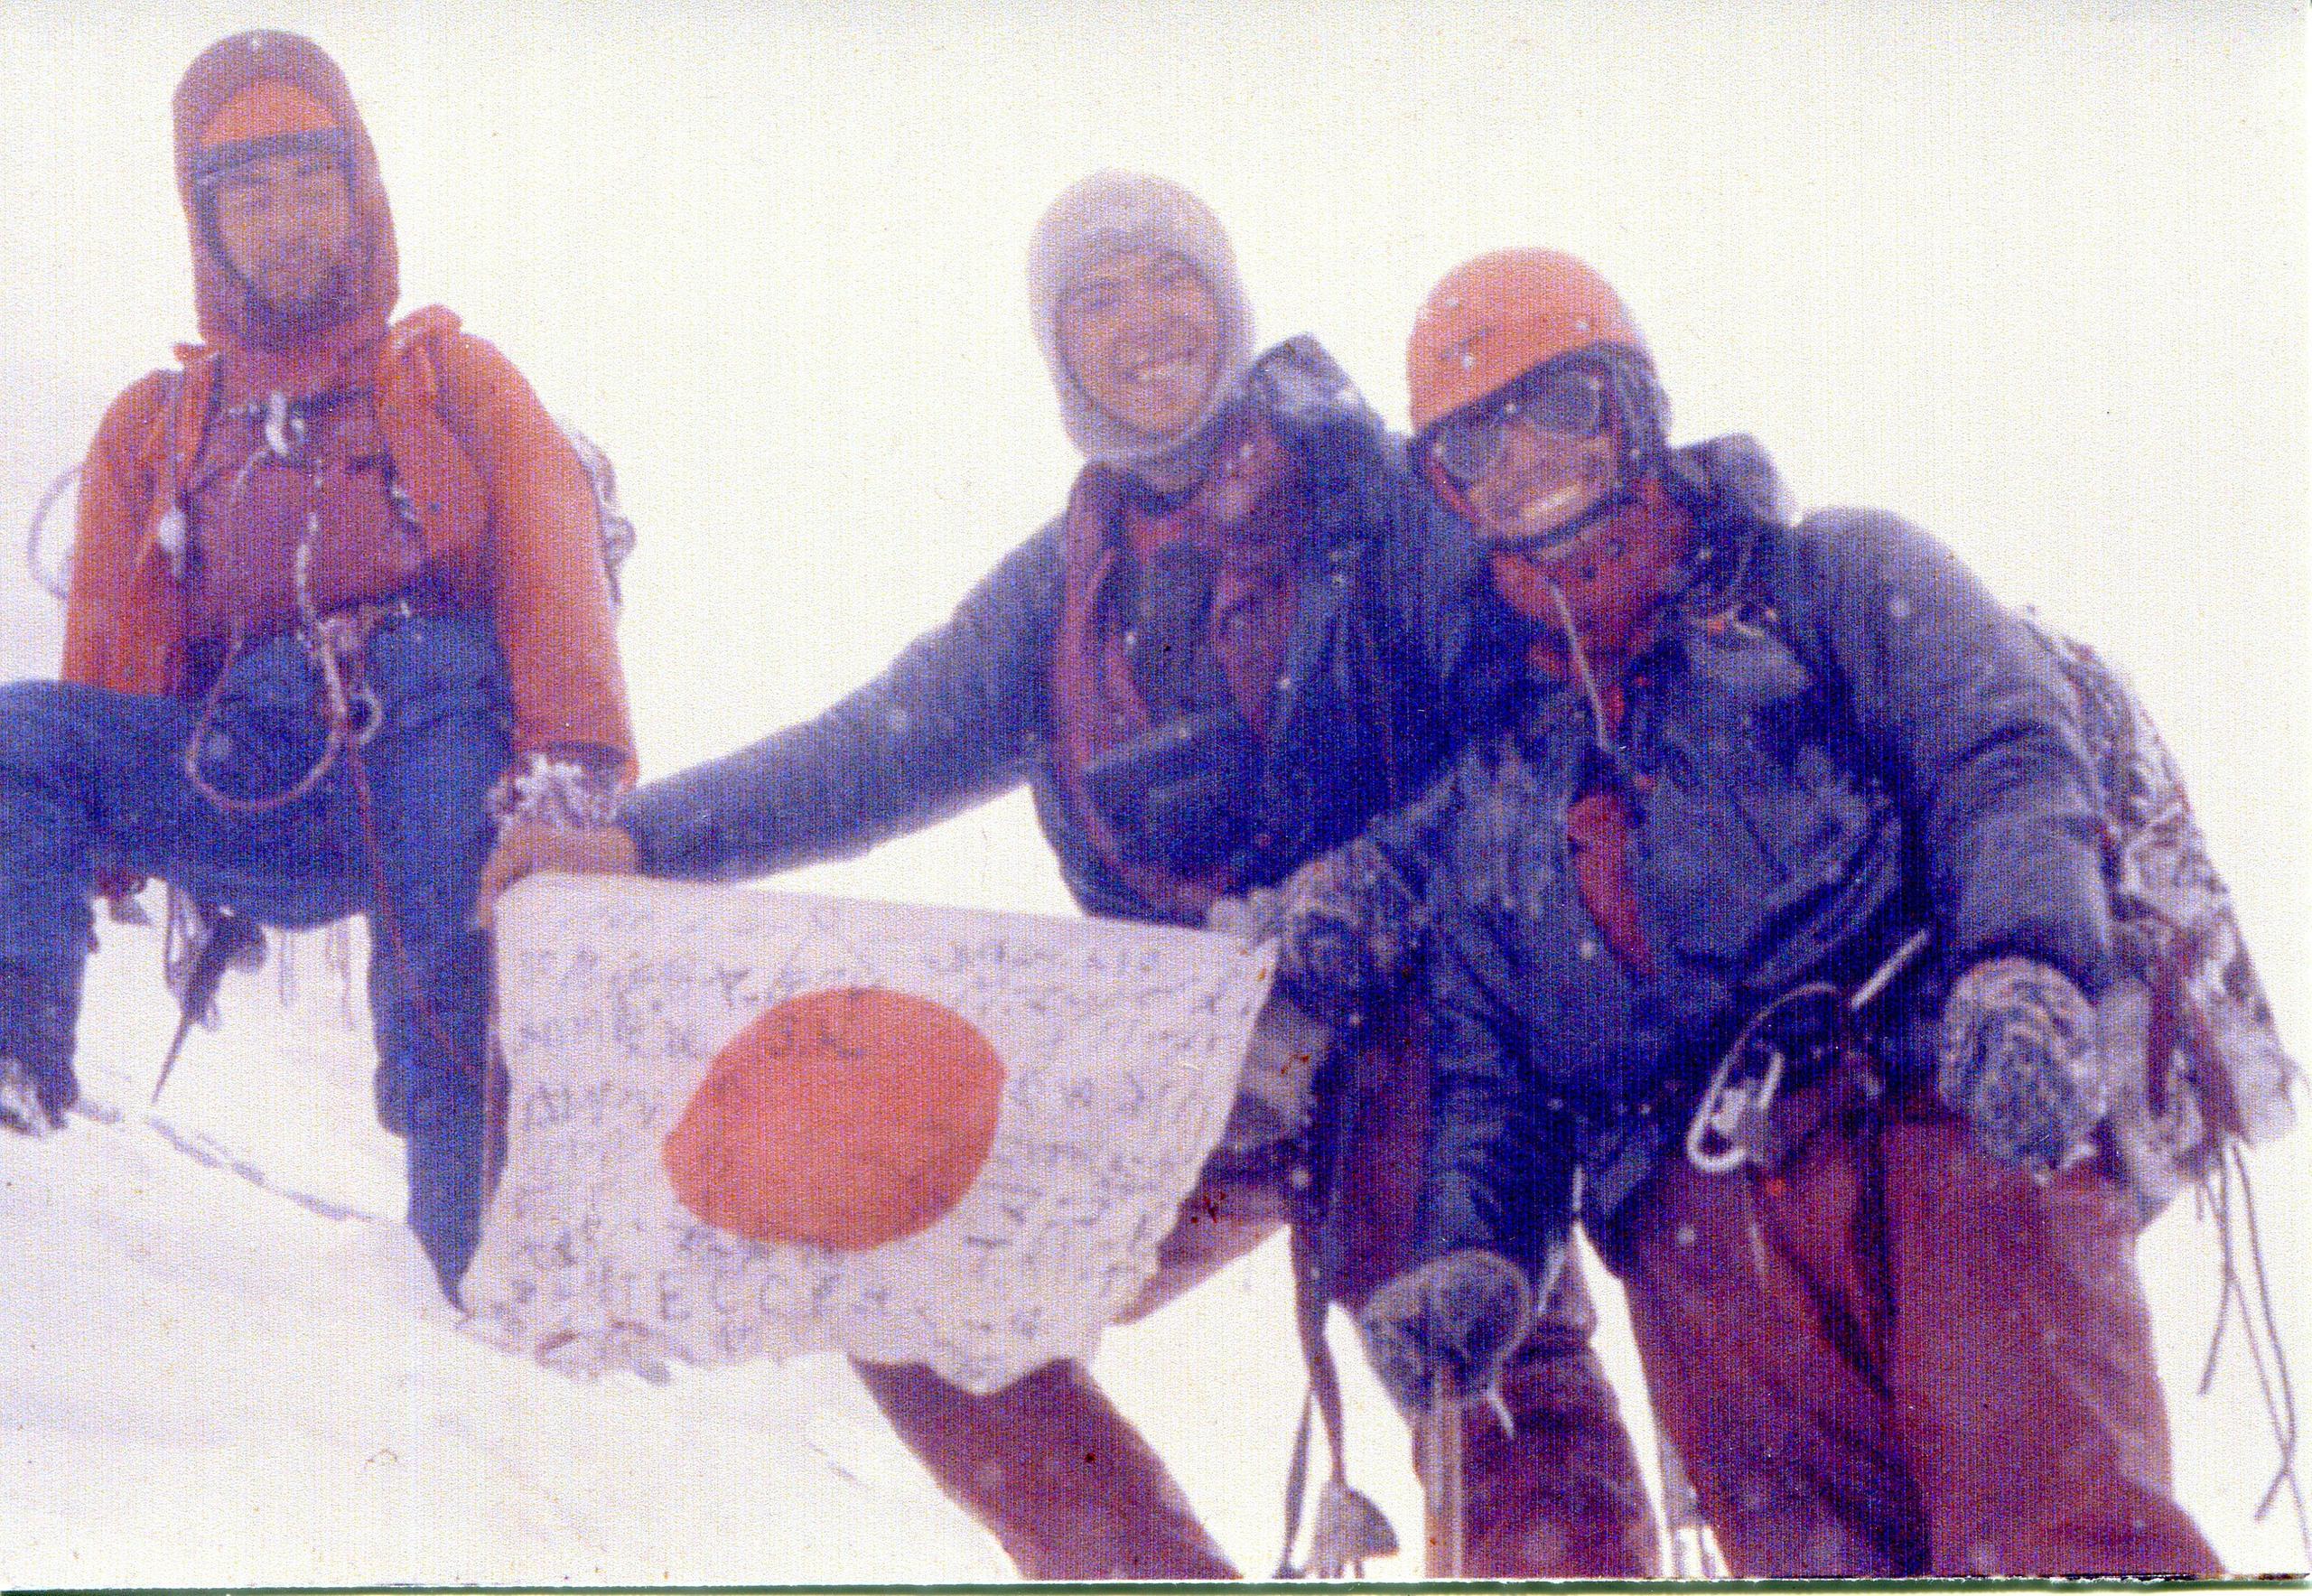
left=152, top=905, right=267, bottom=1104
left=1422, top=1369, right=1467, bottom=1578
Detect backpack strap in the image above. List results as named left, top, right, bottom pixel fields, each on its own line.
left=151, top=346, right=220, bottom=512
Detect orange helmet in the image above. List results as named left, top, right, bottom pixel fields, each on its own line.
left=1407, top=249, right=1650, bottom=434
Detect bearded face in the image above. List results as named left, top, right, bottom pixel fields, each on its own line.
left=207, top=148, right=359, bottom=342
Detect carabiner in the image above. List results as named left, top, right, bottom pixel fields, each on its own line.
left=1684, top=1041, right=1786, bottom=1175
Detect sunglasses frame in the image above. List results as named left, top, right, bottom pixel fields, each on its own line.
left=1425, top=360, right=1613, bottom=491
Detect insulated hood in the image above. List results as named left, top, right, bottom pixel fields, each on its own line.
left=171, top=31, right=398, bottom=347
left=1028, top=172, right=1254, bottom=476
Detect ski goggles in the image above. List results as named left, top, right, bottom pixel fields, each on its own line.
left=1423, top=362, right=1612, bottom=491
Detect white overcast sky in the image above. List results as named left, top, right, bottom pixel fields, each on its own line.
left=0, top=0, right=2304, bottom=1574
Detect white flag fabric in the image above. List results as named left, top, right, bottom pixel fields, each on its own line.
left=461, top=874, right=1265, bottom=1395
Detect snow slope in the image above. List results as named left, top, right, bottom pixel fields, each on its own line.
left=0, top=936, right=1014, bottom=1586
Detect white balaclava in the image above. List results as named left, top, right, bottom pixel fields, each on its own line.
left=1028, top=172, right=1255, bottom=480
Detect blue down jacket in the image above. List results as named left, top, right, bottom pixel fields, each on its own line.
left=618, top=338, right=1515, bottom=921
left=1369, top=438, right=2116, bottom=1274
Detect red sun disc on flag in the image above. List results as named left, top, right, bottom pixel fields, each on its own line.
left=661, top=986, right=1005, bottom=1252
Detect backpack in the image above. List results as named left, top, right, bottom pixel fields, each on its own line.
left=2018, top=614, right=2300, bottom=1214
left=2019, top=615, right=2307, bottom=1549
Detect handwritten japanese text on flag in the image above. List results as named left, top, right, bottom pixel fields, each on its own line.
left=461, top=875, right=1265, bottom=1394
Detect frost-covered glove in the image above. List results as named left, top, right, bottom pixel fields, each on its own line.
left=486, top=751, right=623, bottom=833
left=1936, top=955, right=2107, bottom=1175
left=1204, top=882, right=1287, bottom=946
left=1215, top=985, right=1330, bottom=1157
left=1207, top=839, right=1427, bottom=1021
left=1356, top=1247, right=1539, bottom=1415
left=474, top=752, right=635, bottom=930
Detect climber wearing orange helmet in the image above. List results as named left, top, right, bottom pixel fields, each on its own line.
left=1265, top=248, right=2223, bottom=1576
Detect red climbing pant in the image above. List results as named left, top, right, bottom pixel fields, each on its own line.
left=854, top=1002, right=1659, bottom=1579
left=1612, top=1078, right=2222, bottom=1577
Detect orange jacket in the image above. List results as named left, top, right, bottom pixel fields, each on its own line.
left=62, top=32, right=635, bottom=784
left=62, top=313, right=637, bottom=782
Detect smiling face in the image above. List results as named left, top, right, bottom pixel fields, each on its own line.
left=1055, top=247, right=1225, bottom=443
left=1429, top=360, right=1624, bottom=552
left=209, top=148, right=355, bottom=330
left=1463, top=421, right=1624, bottom=549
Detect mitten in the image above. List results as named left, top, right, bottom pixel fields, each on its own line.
left=1937, top=955, right=2106, bottom=1174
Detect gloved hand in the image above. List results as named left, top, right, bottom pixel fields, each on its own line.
left=1355, top=1247, right=1538, bottom=1415
left=475, top=751, right=636, bottom=929
left=1204, top=882, right=1286, bottom=946
left=1214, top=984, right=1330, bottom=1157
left=473, top=821, right=639, bottom=929
left=1936, top=955, right=2107, bottom=1174
left=1206, top=838, right=1425, bottom=1021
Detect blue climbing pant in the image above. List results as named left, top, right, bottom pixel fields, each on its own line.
left=0, top=611, right=511, bottom=1296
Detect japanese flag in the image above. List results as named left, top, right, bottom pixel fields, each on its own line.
left=461, top=874, right=1264, bottom=1395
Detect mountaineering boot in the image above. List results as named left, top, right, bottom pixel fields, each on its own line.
left=0, top=957, right=86, bottom=1136
left=1450, top=1324, right=1664, bottom=1576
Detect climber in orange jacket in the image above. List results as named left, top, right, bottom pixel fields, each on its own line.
left=0, top=30, right=634, bottom=1302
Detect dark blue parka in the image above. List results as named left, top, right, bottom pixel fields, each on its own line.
left=1372, top=438, right=2116, bottom=1278
left=619, top=340, right=1512, bottom=920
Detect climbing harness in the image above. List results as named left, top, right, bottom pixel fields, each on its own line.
left=169, top=391, right=491, bottom=1154
left=177, top=388, right=393, bottom=816
left=1685, top=927, right=1928, bottom=1175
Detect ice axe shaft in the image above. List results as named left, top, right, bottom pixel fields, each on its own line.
left=152, top=911, right=263, bottom=1105
left=1422, top=1370, right=1467, bottom=1578
left=150, top=1003, right=202, bottom=1106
